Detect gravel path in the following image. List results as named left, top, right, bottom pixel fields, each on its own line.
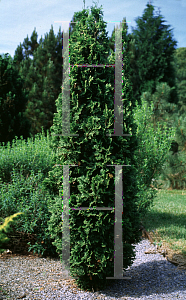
left=0, top=237, right=186, bottom=299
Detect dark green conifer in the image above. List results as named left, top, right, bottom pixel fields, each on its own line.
left=45, top=2, right=142, bottom=291
left=128, top=3, right=178, bottom=107
left=13, top=43, right=24, bottom=73
left=16, top=26, right=62, bottom=137
left=0, top=54, right=32, bottom=147
left=22, top=28, right=39, bottom=60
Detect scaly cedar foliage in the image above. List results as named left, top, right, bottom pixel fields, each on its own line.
left=45, top=2, right=142, bottom=292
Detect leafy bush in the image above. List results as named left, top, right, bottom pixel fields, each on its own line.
left=0, top=166, right=58, bottom=257
left=133, top=91, right=176, bottom=218
left=0, top=127, right=60, bottom=257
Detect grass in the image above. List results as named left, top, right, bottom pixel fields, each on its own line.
left=141, top=188, right=186, bottom=264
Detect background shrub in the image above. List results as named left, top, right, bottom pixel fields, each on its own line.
left=0, top=129, right=60, bottom=257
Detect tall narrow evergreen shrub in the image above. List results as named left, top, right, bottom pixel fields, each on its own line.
left=46, top=3, right=142, bottom=292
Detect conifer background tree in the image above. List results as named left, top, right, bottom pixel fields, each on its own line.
left=125, top=3, right=178, bottom=107
left=12, top=26, right=63, bottom=138
left=44, top=2, right=143, bottom=292
left=0, top=54, right=32, bottom=147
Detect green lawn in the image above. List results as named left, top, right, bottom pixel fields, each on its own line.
left=141, top=188, right=186, bottom=261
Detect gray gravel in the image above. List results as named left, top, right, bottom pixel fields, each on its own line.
left=0, top=237, right=186, bottom=299
left=94, top=238, right=186, bottom=299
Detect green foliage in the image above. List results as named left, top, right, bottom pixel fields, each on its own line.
left=136, top=49, right=186, bottom=191
left=46, top=190, right=63, bottom=257
left=12, top=25, right=63, bottom=138
left=0, top=53, right=32, bottom=148
left=0, top=169, right=57, bottom=257
left=133, top=87, right=176, bottom=217
left=0, top=129, right=58, bottom=257
left=129, top=3, right=178, bottom=106
left=13, top=28, right=39, bottom=74
left=174, top=47, right=186, bottom=110
left=158, top=114, right=186, bottom=190
left=105, top=3, right=181, bottom=192
left=46, top=3, right=142, bottom=292
left=106, top=18, right=136, bottom=78
left=162, top=47, right=186, bottom=188
left=0, top=212, right=24, bottom=254
left=156, top=47, right=186, bottom=189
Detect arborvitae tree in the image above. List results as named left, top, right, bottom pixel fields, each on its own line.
left=128, top=3, right=178, bottom=107
left=0, top=54, right=32, bottom=147
left=107, top=18, right=136, bottom=65
left=106, top=19, right=138, bottom=107
left=45, top=3, right=142, bottom=292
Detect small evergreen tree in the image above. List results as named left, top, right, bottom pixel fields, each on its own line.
left=45, top=2, right=142, bottom=291
left=129, top=3, right=178, bottom=107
